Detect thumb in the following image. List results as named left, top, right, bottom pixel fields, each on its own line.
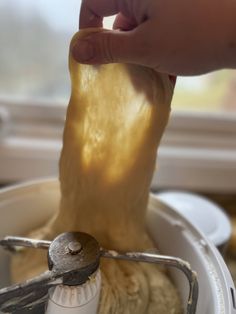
left=72, top=29, right=145, bottom=65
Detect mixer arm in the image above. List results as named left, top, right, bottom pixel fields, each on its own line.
left=101, top=249, right=199, bottom=314
left=0, top=232, right=101, bottom=313
left=0, top=232, right=199, bottom=314
left=0, top=270, right=60, bottom=313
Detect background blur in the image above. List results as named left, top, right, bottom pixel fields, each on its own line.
left=1, top=0, right=236, bottom=112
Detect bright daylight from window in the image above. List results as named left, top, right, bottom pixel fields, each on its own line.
left=0, top=0, right=236, bottom=113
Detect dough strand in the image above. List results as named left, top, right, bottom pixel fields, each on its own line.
left=12, top=29, right=182, bottom=314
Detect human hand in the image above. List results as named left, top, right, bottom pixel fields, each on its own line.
left=72, top=0, right=236, bottom=76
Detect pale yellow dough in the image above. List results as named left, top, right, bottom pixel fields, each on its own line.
left=12, top=30, right=182, bottom=313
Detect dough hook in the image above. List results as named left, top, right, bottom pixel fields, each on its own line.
left=0, top=232, right=199, bottom=313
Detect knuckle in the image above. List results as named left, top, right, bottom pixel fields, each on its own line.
left=96, top=33, right=116, bottom=63
left=88, top=33, right=113, bottom=63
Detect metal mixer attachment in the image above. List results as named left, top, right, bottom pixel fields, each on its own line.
left=0, top=232, right=199, bottom=314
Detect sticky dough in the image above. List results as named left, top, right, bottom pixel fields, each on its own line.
left=12, top=30, right=182, bottom=313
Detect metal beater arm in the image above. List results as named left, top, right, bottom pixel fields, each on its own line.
left=0, top=236, right=51, bottom=252
left=0, top=233, right=199, bottom=314
left=101, top=249, right=198, bottom=314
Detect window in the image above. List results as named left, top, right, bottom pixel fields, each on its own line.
left=0, top=0, right=235, bottom=193
left=173, top=71, right=236, bottom=113
left=0, top=0, right=80, bottom=102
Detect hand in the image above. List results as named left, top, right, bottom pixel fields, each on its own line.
left=72, top=0, right=236, bottom=76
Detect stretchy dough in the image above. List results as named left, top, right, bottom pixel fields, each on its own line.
left=12, top=30, right=182, bottom=313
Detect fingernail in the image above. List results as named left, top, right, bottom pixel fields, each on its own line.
left=72, top=40, right=94, bottom=62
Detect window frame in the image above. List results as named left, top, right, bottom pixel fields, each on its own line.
left=0, top=98, right=236, bottom=192
left=155, top=111, right=236, bottom=193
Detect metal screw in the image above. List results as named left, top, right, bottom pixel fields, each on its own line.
left=67, top=241, right=82, bottom=255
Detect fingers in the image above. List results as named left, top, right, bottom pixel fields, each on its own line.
left=72, top=23, right=152, bottom=65
left=113, top=13, right=137, bottom=31
left=80, top=0, right=120, bottom=29
left=72, top=29, right=136, bottom=64
left=77, top=1, right=157, bottom=68
left=79, top=4, right=103, bottom=29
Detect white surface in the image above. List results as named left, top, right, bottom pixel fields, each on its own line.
left=155, top=191, right=232, bottom=247
left=46, top=271, right=101, bottom=314
left=0, top=179, right=235, bottom=314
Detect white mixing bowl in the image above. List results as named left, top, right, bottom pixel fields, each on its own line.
left=0, top=179, right=235, bottom=314
left=155, top=190, right=232, bottom=253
